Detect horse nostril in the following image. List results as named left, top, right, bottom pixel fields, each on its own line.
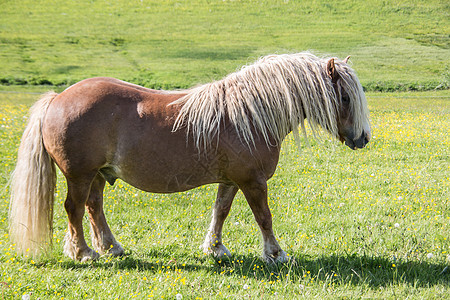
left=364, top=135, right=369, bottom=145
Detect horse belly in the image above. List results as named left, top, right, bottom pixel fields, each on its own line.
left=111, top=151, right=221, bottom=193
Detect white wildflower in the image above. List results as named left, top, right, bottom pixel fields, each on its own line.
left=22, top=293, right=31, bottom=300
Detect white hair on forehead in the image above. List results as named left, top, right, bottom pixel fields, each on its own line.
left=171, top=52, right=369, bottom=150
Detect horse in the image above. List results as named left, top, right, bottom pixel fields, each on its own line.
left=9, top=52, right=370, bottom=263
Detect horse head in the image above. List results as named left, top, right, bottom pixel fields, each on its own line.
left=326, top=57, right=371, bottom=150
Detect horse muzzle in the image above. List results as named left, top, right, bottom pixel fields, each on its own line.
left=344, top=131, right=370, bottom=150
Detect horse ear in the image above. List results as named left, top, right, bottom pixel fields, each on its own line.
left=326, top=58, right=338, bottom=82
left=343, top=55, right=351, bottom=64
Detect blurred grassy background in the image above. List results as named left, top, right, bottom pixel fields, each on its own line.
left=1, top=0, right=449, bottom=90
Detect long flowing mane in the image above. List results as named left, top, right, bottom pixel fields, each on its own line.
left=172, top=52, right=368, bottom=149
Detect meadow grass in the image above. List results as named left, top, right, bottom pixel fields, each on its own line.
left=0, top=0, right=449, bottom=90
left=0, top=88, right=448, bottom=299
left=0, top=0, right=449, bottom=297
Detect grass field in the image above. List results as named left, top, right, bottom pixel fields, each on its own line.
left=0, top=89, right=448, bottom=299
left=1, top=0, right=449, bottom=298
left=1, top=0, right=449, bottom=90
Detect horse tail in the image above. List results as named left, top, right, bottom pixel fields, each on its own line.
left=9, top=92, right=58, bottom=257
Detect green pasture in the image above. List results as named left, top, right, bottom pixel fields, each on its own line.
left=0, top=0, right=449, bottom=90
left=0, top=89, right=449, bottom=299
left=0, top=0, right=449, bottom=298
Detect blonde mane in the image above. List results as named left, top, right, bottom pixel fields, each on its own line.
left=171, top=52, right=368, bottom=149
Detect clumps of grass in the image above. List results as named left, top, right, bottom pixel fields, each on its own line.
left=363, top=80, right=448, bottom=92
left=0, top=76, right=72, bottom=87
left=0, top=76, right=190, bottom=91
left=1, top=76, right=448, bottom=92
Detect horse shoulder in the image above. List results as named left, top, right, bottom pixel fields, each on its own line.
left=136, top=92, right=185, bottom=123
left=218, top=130, right=281, bottom=184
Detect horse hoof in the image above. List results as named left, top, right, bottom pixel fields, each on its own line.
left=202, top=243, right=231, bottom=258
left=108, top=243, right=125, bottom=257
left=263, top=250, right=288, bottom=264
left=80, top=250, right=100, bottom=263
left=64, top=242, right=99, bottom=262
left=214, top=244, right=232, bottom=258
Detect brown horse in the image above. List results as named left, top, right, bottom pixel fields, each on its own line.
left=9, top=53, right=370, bottom=263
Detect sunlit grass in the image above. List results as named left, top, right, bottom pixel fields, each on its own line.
left=0, top=0, right=448, bottom=90
left=0, top=90, right=448, bottom=298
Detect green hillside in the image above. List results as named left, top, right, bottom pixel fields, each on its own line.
left=1, top=0, right=448, bottom=90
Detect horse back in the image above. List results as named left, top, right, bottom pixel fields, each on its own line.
left=42, top=77, right=280, bottom=193
left=42, top=78, right=187, bottom=183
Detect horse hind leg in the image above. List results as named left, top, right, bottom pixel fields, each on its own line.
left=63, top=176, right=100, bottom=262
left=86, top=174, right=124, bottom=257
left=202, top=183, right=238, bottom=258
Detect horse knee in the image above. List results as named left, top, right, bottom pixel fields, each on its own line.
left=214, top=206, right=231, bottom=220
left=257, top=217, right=273, bottom=232
left=86, top=195, right=102, bottom=214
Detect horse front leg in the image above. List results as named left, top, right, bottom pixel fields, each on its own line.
left=202, top=183, right=238, bottom=258
left=86, top=174, right=124, bottom=257
left=63, top=177, right=99, bottom=262
left=240, top=179, right=287, bottom=263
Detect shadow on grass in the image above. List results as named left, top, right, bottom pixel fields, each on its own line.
left=42, top=250, right=449, bottom=288
left=206, top=253, right=450, bottom=288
